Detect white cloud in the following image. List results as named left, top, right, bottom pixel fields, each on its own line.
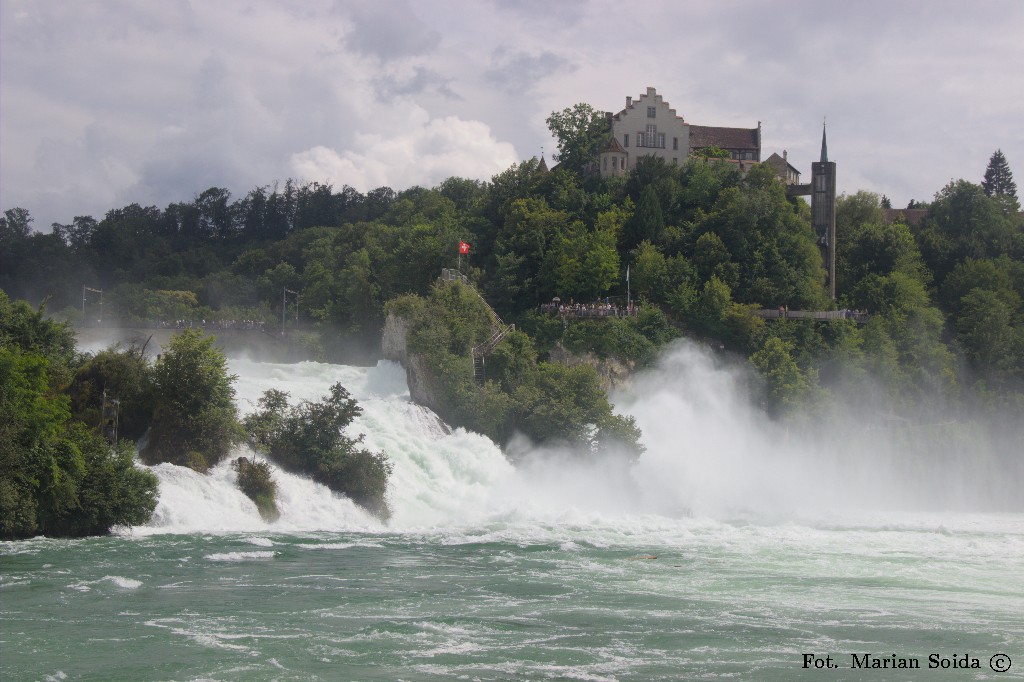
left=1, top=0, right=1023, bottom=225
left=291, top=113, right=519, bottom=191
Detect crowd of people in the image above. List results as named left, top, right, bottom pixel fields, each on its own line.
left=538, top=298, right=637, bottom=319
left=156, top=319, right=268, bottom=331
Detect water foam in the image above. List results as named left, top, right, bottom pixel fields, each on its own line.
left=132, top=344, right=1019, bottom=537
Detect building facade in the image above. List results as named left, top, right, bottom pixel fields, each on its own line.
left=599, top=87, right=761, bottom=177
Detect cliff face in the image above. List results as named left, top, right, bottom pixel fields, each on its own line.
left=381, top=311, right=445, bottom=413
left=547, top=342, right=636, bottom=394
left=384, top=311, right=637, bottom=411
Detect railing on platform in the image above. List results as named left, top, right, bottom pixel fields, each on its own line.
left=538, top=303, right=638, bottom=319
left=439, top=268, right=469, bottom=285
left=756, top=309, right=869, bottom=323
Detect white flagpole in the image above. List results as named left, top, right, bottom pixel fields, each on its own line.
left=626, top=264, right=631, bottom=309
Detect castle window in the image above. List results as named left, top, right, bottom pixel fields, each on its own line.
left=646, top=124, right=658, bottom=147
left=658, top=133, right=666, bottom=149
left=673, top=137, right=678, bottom=150
left=612, top=157, right=618, bottom=170
left=647, top=106, right=656, bottom=118
left=603, top=157, right=608, bottom=170
left=623, top=134, right=629, bottom=147
left=637, top=132, right=645, bottom=147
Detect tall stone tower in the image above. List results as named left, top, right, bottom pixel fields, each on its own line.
left=810, top=124, right=837, bottom=300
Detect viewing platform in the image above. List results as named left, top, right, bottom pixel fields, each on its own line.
left=538, top=300, right=638, bottom=320
left=755, top=308, right=869, bottom=323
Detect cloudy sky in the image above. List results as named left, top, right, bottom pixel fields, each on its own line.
left=2, top=0, right=1023, bottom=229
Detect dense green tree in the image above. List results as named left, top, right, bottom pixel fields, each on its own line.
left=623, top=185, right=665, bottom=249
left=141, top=330, right=240, bottom=471
left=982, top=149, right=1019, bottom=212
left=750, top=337, right=811, bottom=417
left=1, top=297, right=158, bottom=539
left=244, top=383, right=392, bottom=519
left=546, top=103, right=610, bottom=174
left=489, top=198, right=568, bottom=312
left=68, top=344, right=156, bottom=442
left=700, top=165, right=825, bottom=308
left=630, top=240, right=668, bottom=301
left=954, top=288, right=1022, bottom=383
left=925, top=180, right=1015, bottom=270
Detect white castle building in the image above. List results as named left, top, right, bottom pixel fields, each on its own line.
left=599, top=86, right=762, bottom=178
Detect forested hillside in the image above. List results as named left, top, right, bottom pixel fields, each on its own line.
left=2, top=137, right=1022, bottom=422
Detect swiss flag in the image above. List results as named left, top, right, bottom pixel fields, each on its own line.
left=459, top=241, right=470, bottom=254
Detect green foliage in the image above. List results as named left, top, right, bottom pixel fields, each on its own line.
left=3, top=116, right=1023, bottom=433
left=982, top=149, right=1019, bottom=212
left=0, top=338, right=157, bottom=539
left=698, top=165, right=825, bottom=308
left=549, top=212, right=621, bottom=302
left=141, top=329, right=240, bottom=471
left=750, top=337, right=811, bottom=417
left=561, top=306, right=677, bottom=365
left=836, top=191, right=927, bottom=298
left=954, top=288, right=1022, bottom=384
left=395, top=282, right=644, bottom=458
left=630, top=241, right=668, bottom=301
left=623, top=186, right=665, bottom=249
left=68, top=343, right=156, bottom=441
left=691, top=145, right=731, bottom=160
left=0, top=292, right=78, bottom=390
left=243, top=384, right=392, bottom=519
left=546, top=103, right=611, bottom=173
left=232, top=457, right=279, bottom=522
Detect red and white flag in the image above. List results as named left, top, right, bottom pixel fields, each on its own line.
left=459, top=241, right=470, bottom=254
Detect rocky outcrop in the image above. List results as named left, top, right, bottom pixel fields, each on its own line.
left=547, top=342, right=636, bottom=393
left=381, top=312, right=409, bottom=364
left=381, top=312, right=445, bottom=413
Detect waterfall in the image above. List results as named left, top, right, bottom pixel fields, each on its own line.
left=136, top=342, right=1020, bottom=535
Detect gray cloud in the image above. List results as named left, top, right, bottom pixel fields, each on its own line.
left=378, top=67, right=462, bottom=100
left=336, top=0, right=441, bottom=62
left=1, top=0, right=1023, bottom=228
left=485, top=47, right=575, bottom=94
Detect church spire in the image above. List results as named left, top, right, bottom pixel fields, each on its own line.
left=820, top=118, right=828, bottom=163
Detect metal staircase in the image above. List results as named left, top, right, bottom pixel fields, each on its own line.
left=439, top=269, right=514, bottom=385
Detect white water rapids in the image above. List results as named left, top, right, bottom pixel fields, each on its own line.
left=132, top=340, right=1020, bottom=536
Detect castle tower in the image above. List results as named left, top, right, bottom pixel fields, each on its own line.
left=810, top=123, right=837, bottom=299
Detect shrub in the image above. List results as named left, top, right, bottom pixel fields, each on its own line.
left=232, top=457, right=279, bottom=522
left=243, top=384, right=393, bottom=520
left=140, top=330, right=240, bottom=471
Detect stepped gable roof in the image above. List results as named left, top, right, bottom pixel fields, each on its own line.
left=601, top=136, right=626, bottom=153
left=689, top=124, right=759, bottom=150
left=609, top=87, right=684, bottom=122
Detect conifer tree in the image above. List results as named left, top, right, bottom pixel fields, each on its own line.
left=982, top=149, right=1019, bottom=210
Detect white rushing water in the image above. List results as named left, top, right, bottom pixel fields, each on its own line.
left=133, top=340, right=1021, bottom=537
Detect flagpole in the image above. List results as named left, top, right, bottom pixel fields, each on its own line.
left=627, top=263, right=631, bottom=310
